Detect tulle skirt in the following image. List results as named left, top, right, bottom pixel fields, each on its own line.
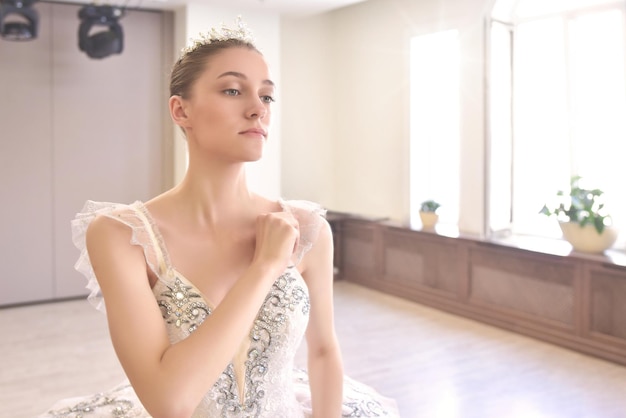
left=40, top=369, right=400, bottom=417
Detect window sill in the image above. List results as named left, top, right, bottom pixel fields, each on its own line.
left=379, top=218, right=626, bottom=268
left=489, top=234, right=626, bottom=267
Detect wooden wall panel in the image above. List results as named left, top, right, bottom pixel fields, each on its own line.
left=382, top=229, right=458, bottom=296
left=341, top=221, right=377, bottom=283
left=589, top=266, right=626, bottom=342
left=332, top=217, right=626, bottom=366
left=469, top=248, right=575, bottom=326
left=470, top=265, right=575, bottom=326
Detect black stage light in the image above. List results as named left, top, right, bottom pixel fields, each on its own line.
left=78, top=4, right=124, bottom=59
left=0, top=0, right=39, bottom=41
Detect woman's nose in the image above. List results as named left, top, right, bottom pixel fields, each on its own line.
left=247, top=98, right=267, bottom=119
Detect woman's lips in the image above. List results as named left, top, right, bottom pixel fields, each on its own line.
left=239, top=128, right=267, bottom=138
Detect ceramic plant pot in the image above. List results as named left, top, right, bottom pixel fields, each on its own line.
left=559, top=221, right=618, bottom=253
left=419, top=211, right=439, bottom=229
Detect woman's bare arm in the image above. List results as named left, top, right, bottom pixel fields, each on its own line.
left=301, top=219, right=344, bottom=417
left=87, top=211, right=298, bottom=418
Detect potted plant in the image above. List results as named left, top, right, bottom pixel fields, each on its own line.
left=419, top=199, right=441, bottom=229
left=539, top=175, right=617, bottom=253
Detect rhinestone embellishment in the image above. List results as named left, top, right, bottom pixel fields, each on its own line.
left=158, top=278, right=211, bottom=333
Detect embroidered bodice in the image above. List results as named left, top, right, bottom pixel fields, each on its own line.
left=156, top=273, right=310, bottom=417
left=76, top=200, right=321, bottom=417
left=42, top=199, right=400, bottom=418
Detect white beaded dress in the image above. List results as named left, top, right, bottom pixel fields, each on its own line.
left=40, top=199, right=400, bottom=418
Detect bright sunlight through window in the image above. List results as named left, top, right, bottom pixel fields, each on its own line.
left=489, top=1, right=626, bottom=244
left=410, top=30, right=460, bottom=228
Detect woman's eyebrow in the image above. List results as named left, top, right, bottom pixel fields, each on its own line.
left=217, top=71, right=275, bottom=87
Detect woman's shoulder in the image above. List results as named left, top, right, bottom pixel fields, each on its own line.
left=86, top=208, right=135, bottom=242
left=74, top=200, right=144, bottom=223
left=274, top=197, right=330, bottom=266
left=72, top=200, right=150, bottom=312
left=278, top=198, right=326, bottom=218
left=73, top=200, right=147, bottom=240
left=279, top=198, right=329, bottom=241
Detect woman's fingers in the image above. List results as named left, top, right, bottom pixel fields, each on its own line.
left=253, top=212, right=300, bottom=268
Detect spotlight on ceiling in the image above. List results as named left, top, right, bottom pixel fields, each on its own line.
left=0, top=0, right=39, bottom=41
left=78, top=4, right=124, bottom=59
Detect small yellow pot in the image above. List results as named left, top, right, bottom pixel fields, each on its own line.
left=419, top=211, right=439, bottom=229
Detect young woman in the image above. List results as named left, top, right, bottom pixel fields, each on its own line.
left=42, top=18, right=399, bottom=418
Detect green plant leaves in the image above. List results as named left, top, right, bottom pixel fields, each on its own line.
left=539, top=175, right=610, bottom=234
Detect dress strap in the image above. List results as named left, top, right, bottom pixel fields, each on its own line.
left=132, top=204, right=169, bottom=278
left=279, top=199, right=327, bottom=266
left=72, top=200, right=172, bottom=313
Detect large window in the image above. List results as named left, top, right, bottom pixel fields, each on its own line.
left=409, top=30, right=460, bottom=228
left=488, top=0, right=626, bottom=243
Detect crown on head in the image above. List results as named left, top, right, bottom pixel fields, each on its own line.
left=180, top=16, right=256, bottom=58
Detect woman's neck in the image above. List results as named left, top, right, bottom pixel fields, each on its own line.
left=169, top=160, right=258, bottom=229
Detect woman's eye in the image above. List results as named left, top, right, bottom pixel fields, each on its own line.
left=224, top=89, right=240, bottom=96
left=260, top=95, right=275, bottom=104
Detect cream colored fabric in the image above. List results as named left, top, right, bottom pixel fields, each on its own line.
left=41, top=200, right=400, bottom=418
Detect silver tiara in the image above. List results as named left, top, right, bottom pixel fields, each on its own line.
left=180, top=16, right=256, bottom=57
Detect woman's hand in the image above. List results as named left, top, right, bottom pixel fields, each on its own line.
left=252, top=212, right=299, bottom=272
left=88, top=209, right=303, bottom=417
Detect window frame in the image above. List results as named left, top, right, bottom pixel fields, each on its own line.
left=485, top=0, right=626, bottom=243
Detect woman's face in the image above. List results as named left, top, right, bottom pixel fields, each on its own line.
left=180, top=47, right=275, bottom=163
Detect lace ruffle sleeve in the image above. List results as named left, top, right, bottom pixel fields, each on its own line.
left=279, top=199, right=328, bottom=266
left=71, top=200, right=162, bottom=314
left=73, top=199, right=326, bottom=312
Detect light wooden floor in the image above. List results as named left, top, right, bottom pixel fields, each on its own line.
left=2, top=280, right=626, bottom=418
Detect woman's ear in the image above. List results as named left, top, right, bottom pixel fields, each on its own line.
left=169, top=95, right=190, bottom=128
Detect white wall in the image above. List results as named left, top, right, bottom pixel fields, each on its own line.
left=0, top=3, right=170, bottom=304
left=171, top=5, right=283, bottom=199
left=282, top=0, right=493, bottom=234
left=280, top=15, right=335, bottom=206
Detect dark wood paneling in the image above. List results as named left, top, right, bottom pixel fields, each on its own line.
left=588, top=264, right=626, bottom=343
left=340, top=220, right=379, bottom=284
left=333, top=217, right=626, bottom=366
left=469, top=246, right=576, bottom=328
left=382, top=228, right=459, bottom=297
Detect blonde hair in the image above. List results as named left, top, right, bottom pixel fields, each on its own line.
left=169, top=39, right=260, bottom=99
